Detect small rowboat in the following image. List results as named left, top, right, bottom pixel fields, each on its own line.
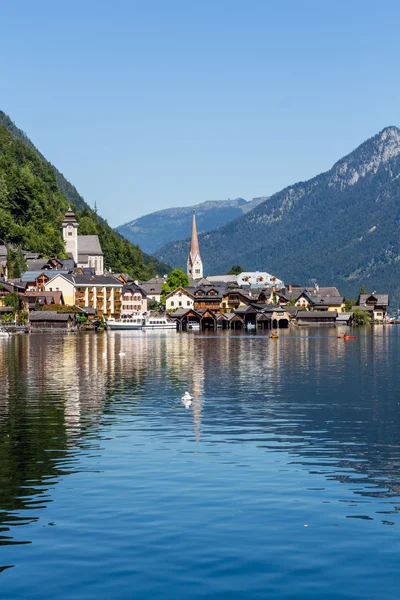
left=270, top=334, right=279, bottom=339
left=343, top=335, right=357, bottom=339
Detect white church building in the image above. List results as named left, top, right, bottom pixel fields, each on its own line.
left=62, top=208, right=104, bottom=275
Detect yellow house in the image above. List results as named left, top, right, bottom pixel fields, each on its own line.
left=313, top=296, right=346, bottom=313
left=45, top=273, right=123, bottom=317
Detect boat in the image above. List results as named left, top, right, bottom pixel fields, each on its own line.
left=106, top=316, right=143, bottom=330
left=0, top=327, right=10, bottom=337
left=270, top=334, right=279, bottom=339
left=343, top=335, right=357, bottom=339
left=142, top=316, right=176, bottom=330
left=188, top=322, right=200, bottom=331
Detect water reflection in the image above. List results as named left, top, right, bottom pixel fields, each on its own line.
left=0, top=327, right=400, bottom=559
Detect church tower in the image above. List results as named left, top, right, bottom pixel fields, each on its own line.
left=62, top=207, right=79, bottom=264
left=187, top=209, right=203, bottom=280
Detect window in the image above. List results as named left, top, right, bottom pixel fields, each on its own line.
left=195, top=269, right=200, bottom=274
left=171, top=301, right=174, bottom=306
left=179, top=301, right=182, bottom=306
left=187, top=301, right=191, bottom=306
left=67, top=232, right=73, bottom=237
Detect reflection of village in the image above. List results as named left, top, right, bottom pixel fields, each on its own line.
left=1, top=327, right=400, bottom=541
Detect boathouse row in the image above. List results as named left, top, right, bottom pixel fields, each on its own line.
left=169, top=305, right=290, bottom=331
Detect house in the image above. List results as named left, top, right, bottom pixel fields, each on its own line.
left=312, top=296, right=346, bottom=312
left=193, top=287, right=225, bottom=312
left=44, top=273, right=122, bottom=317
left=165, top=287, right=195, bottom=311
left=22, top=291, right=64, bottom=311
left=62, top=208, right=104, bottom=275
left=29, top=311, right=77, bottom=329
left=294, top=291, right=315, bottom=308
left=296, top=311, right=338, bottom=325
left=121, top=283, right=147, bottom=316
left=139, top=277, right=167, bottom=304
left=237, top=271, right=284, bottom=289
left=357, top=294, right=389, bottom=321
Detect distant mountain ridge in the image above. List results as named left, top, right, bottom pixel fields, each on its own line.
left=155, top=126, right=400, bottom=303
left=116, top=196, right=266, bottom=254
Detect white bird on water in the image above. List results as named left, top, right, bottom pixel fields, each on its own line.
left=181, top=391, right=192, bottom=408
left=119, top=352, right=126, bottom=356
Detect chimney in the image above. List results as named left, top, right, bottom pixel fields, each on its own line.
left=314, top=283, right=319, bottom=293
left=288, top=284, right=292, bottom=293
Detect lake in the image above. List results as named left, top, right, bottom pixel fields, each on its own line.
left=1, top=328, right=400, bottom=599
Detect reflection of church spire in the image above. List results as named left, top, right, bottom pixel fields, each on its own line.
left=187, top=209, right=203, bottom=280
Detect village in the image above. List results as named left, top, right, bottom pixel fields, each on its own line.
left=0, top=208, right=390, bottom=332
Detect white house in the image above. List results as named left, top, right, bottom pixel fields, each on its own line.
left=165, top=287, right=195, bottom=311
left=237, top=271, right=284, bottom=289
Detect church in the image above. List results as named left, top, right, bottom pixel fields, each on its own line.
left=187, top=209, right=203, bottom=280
left=62, top=208, right=104, bottom=275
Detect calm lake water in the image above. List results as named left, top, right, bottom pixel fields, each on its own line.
left=1, top=328, right=400, bottom=599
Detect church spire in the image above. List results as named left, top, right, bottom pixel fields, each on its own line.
left=187, top=209, right=203, bottom=280
left=190, top=209, right=200, bottom=256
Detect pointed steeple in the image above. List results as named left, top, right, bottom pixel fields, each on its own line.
left=187, top=209, right=203, bottom=280
left=190, top=209, right=200, bottom=256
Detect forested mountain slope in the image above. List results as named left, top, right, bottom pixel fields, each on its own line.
left=116, top=197, right=266, bottom=254
left=155, top=127, right=400, bottom=301
left=0, top=112, right=169, bottom=278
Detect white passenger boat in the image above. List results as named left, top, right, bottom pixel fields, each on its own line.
left=142, top=316, right=176, bottom=330
left=0, top=327, right=10, bottom=337
left=106, top=316, right=143, bottom=330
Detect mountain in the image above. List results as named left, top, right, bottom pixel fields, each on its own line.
left=0, top=111, right=169, bottom=278
left=116, top=196, right=266, bottom=254
left=155, top=127, right=400, bottom=303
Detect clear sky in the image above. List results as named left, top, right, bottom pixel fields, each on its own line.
left=1, top=0, right=400, bottom=226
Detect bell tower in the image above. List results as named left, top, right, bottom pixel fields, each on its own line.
left=62, top=207, right=78, bottom=264
left=187, top=209, right=203, bottom=280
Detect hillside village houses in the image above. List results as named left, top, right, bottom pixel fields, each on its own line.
left=0, top=207, right=391, bottom=328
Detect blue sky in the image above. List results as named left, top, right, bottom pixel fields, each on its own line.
left=1, top=1, right=399, bottom=226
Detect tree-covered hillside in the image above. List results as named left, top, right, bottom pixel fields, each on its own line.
left=156, top=127, right=400, bottom=303
left=0, top=114, right=169, bottom=279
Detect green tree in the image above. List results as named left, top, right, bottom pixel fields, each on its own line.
left=345, top=299, right=356, bottom=311
left=161, top=268, right=189, bottom=304
left=352, top=309, right=371, bottom=326
left=4, top=292, right=19, bottom=313
left=227, top=265, right=244, bottom=275
left=359, top=284, right=366, bottom=295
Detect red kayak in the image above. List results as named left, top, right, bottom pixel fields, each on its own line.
left=343, top=335, right=357, bottom=339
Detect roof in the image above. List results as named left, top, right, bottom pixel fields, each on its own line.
left=122, top=283, right=147, bottom=297
left=314, top=296, right=344, bottom=306
left=165, top=287, right=195, bottom=299
left=297, top=310, right=338, bottom=319
left=62, top=208, right=78, bottom=224
left=77, top=235, right=103, bottom=256
left=336, top=313, right=353, bottom=321
left=46, top=273, right=121, bottom=286
left=23, top=291, right=64, bottom=303
left=206, top=274, right=237, bottom=284
left=140, top=282, right=163, bottom=295
left=21, top=270, right=69, bottom=282
left=29, top=311, right=75, bottom=321
left=359, top=294, right=389, bottom=306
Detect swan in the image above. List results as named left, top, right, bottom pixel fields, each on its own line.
left=119, top=352, right=126, bottom=356
left=182, top=391, right=192, bottom=400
